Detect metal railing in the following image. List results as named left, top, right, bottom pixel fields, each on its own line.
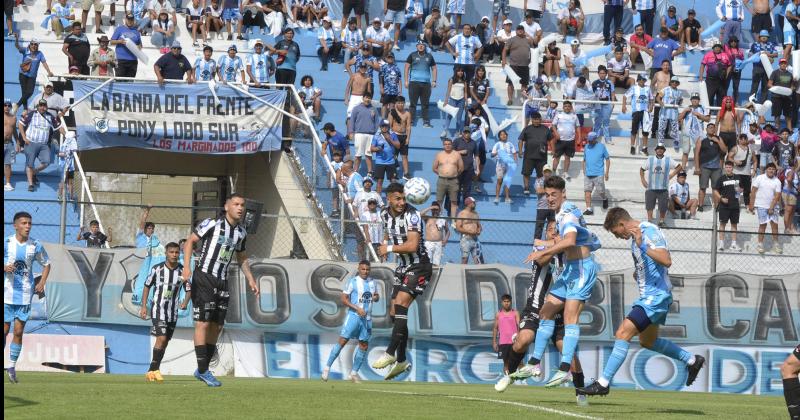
left=4, top=199, right=798, bottom=275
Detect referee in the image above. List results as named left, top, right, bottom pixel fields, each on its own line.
left=182, top=193, right=260, bottom=387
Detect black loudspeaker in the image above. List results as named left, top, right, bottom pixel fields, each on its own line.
left=243, top=199, right=264, bottom=234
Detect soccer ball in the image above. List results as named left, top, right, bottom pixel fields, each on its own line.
left=404, top=177, right=431, bottom=205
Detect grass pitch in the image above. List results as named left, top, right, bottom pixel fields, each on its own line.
left=3, top=372, right=784, bottom=419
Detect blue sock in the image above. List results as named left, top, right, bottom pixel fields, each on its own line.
left=560, top=324, right=581, bottom=367
left=531, top=319, right=556, bottom=360
left=326, top=343, right=343, bottom=368
left=601, top=339, right=630, bottom=384
left=351, top=347, right=367, bottom=374
left=651, top=338, right=692, bottom=364
left=10, top=343, right=22, bottom=367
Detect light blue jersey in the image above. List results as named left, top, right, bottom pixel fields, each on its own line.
left=194, top=57, right=217, bottom=81
left=247, top=52, right=273, bottom=83
left=343, top=275, right=376, bottom=320
left=555, top=201, right=601, bottom=252
left=4, top=235, right=50, bottom=305
left=631, top=222, right=671, bottom=296
left=625, top=85, right=652, bottom=113
left=218, top=55, right=244, bottom=82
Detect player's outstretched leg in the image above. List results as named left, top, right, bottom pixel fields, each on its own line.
left=496, top=330, right=533, bottom=392
left=545, top=323, right=579, bottom=387
left=383, top=305, right=411, bottom=380
left=649, top=337, right=704, bottom=386
left=322, top=340, right=345, bottom=382
left=782, top=345, right=800, bottom=419
left=578, top=339, right=629, bottom=396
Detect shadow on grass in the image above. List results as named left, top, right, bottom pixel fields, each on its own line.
left=4, top=395, right=40, bottom=409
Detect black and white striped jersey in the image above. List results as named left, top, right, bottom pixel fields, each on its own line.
left=522, top=254, right=564, bottom=320
left=194, top=216, right=247, bottom=281
left=145, top=262, right=189, bottom=322
left=381, top=205, right=430, bottom=267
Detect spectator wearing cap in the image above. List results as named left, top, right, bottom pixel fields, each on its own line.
left=405, top=40, right=437, bottom=128
left=661, top=5, right=682, bottom=42
left=768, top=58, right=795, bottom=131
left=349, top=92, right=382, bottom=174
left=383, top=0, right=406, bottom=51
left=475, top=16, right=493, bottom=62
left=456, top=196, right=484, bottom=264
left=749, top=30, right=779, bottom=104
left=448, top=24, right=483, bottom=83
left=18, top=99, right=64, bottom=192
left=645, top=27, right=683, bottom=79
left=273, top=28, right=301, bottom=84
left=564, top=39, right=588, bottom=78
left=35, top=82, right=66, bottom=121
left=582, top=131, right=610, bottom=215
left=80, top=0, right=106, bottom=34
left=154, top=41, right=194, bottom=85
left=681, top=9, right=702, bottom=51
left=366, top=17, right=392, bottom=58
left=629, top=24, right=653, bottom=70
left=699, top=42, right=731, bottom=107
left=48, top=0, right=75, bottom=39
left=714, top=160, right=743, bottom=250
left=668, top=171, right=698, bottom=219
left=217, top=44, right=245, bottom=82
left=4, top=99, right=18, bottom=191
left=370, top=120, right=400, bottom=194
left=321, top=122, right=350, bottom=160
left=14, top=36, right=53, bottom=113
left=490, top=19, right=514, bottom=65
left=641, top=142, right=681, bottom=227
left=602, top=0, right=625, bottom=46
left=152, top=9, right=176, bottom=51
left=551, top=101, right=581, bottom=180
left=342, top=17, right=365, bottom=65
left=421, top=202, right=450, bottom=266
left=723, top=36, right=744, bottom=103
left=557, top=0, right=584, bottom=38
left=607, top=47, right=633, bottom=89
left=88, top=35, right=117, bottom=77
left=678, top=92, right=710, bottom=169
left=695, top=122, right=727, bottom=211
left=609, top=27, right=628, bottom=54
left=378, top=52, right=402, bottom=118
left=353, top=176, right=383, bottom=217
left=632, top=0, right=656, bottom=37
left=441, top=67, right=468, bottom=139
left=655, top=76, right=682, bottom=150
left=453, top=127, right=479, bottom=205
left=424, top=7, right=452, bottom=50
left=592, top=66, right=616, bottom=144
left=716, top=0, right=745, bottom=44
left=62, top=22, right=90, bottom=75
left=248, top=39, right=277, bottom=86
left=502, top=24, right=534, bottom=106
left=110, top=13, right=143, bottom=78
left=360, top=197, right=385, bottom=261
left=622, top=74, right=654, bottom=155
left=316, top=16, right=341, bottom=71
left=186, top=0, right=208, bottom=45
left=193, top=45, right=217, bottom=82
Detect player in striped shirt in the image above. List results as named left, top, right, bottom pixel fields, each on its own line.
left=194, top=45, right=217, bottom=82
left=322, top=260, right=379, bottom=383
left=246, top=39, right=275, bottom=86
left=578, top=208, right=705, bottom=397
left=371, top=182, right=432, bottom=380
left=140, top=242, right=191, bottom=383
left=4, top=212, right=51, bottom=383
left=217, top=44, right=245, bottom=83
left=183, top=193, right=260, bottom=387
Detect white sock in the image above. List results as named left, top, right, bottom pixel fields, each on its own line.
left=349, top=371, right=358, bottom=376
left=687, top=355, right=696, bottom=366
left=10, top=359, right=17, bottom=368
left=598, top=377, right=609, bottom=387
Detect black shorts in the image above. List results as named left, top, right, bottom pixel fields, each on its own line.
left=342, top=0, right=364, bottom=16
left=505, top=65, right=530, bottom=86
left=191, top=270, right=230, bottom=325
left=431, top=32, right=443, bottom=46
left=381, top=94, right=398, bottom=105
left=150, top=319, right=177, bottom=339
left=396, top=134, right=409, bottom=155
left=522, top=157, right=545, bottom=177
left=65, top=170, right=75, bottom=180
left=498, top=343, right=512, bottom=360
left=631, top=110, right=649, bottom=136
left=611, top=73, right=629, bottom=87
left=525, top=9, right=542, bottom=20
left=719, top=131, right=737, bottom=151
left=719, top=206, right=740, bottom=224
left=773, top=94, right=793, bottom=119
left=553, top=141, right=575, bottom=158
left=752, top=13, right=773, bottom=34
left=391, top=262, right=433, bottom=298
left=794, top=344, right=800, bottom=360
left=4, top=0, right=12, bottom=19
left=373, top=163, right=396, bottom=181
left=519, top=311, right=565, bottom=345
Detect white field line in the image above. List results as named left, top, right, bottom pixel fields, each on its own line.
left=361, top=389, right=603, bottom=420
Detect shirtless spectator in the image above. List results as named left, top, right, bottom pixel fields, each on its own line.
left=456, top=196, right=484, bottom=264
left=345, top=63, right=373, bottom=119
left=745, top=0, right=775, bottom=40
left=433, top=138, right=464, bottom=218
left=4, top=99, right=18, bottom=191
left=421, top=202, right=450, bottom=265
left=715, top=96, right=738, bottom=151
left=650, top=60, right=672, bottom=143
left=388, top=97, right=411, bottom=179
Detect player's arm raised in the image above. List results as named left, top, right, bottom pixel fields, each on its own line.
left=237, top=251, right=260, bottom=296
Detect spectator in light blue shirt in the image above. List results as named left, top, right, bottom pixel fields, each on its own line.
left=370, top=120, right=401, bottom=194
left=646, top=28, right=682, bottom=79
left=316, top=16, right=341, bottom=71
left=582, top=132, right=610, bottom=215
left=15, top=37, right=53, bottom=111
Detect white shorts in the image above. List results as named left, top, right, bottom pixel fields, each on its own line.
left=425, top=240, right=443, bottom=265
left=347, top=95, right=363, bottom=117
left=354, top=133, right=373, bottom=157
left=679, top=133, right=696, bottom=155
left=756, top=207, right=780, bottom=225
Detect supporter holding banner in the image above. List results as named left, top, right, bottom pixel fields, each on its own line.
left=71, top=81, right=287, bottom=154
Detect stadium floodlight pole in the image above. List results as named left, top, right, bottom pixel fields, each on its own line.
left=71, top=150, right=110, bottom=249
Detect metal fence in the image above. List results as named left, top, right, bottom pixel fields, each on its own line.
left=4, top=198, right=799, bottom=275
